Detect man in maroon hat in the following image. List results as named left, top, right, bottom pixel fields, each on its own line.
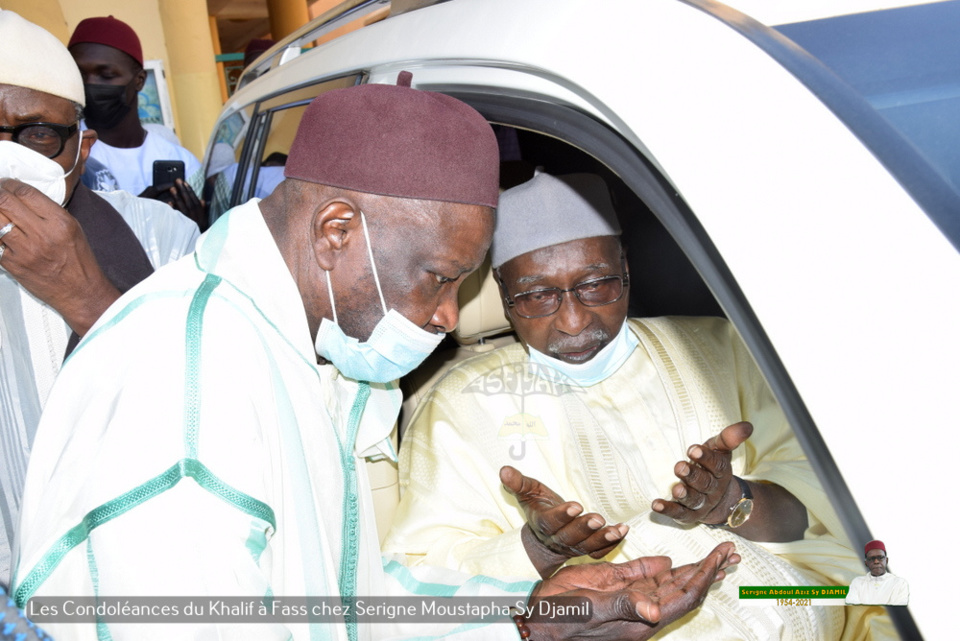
left=13, top=75, right=738, bottom=640
left=68, top=15, right=205, bottom=227
left=846, top=540, right=910, bottom=606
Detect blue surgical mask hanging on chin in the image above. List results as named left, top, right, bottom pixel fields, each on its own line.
left=314, top=211, right=445, bottom=383
left=528, top=320, right=638, bottom=387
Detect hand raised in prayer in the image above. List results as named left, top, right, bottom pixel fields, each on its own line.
left=651, top=422, right=809, bottom=541
left=0, top=178, right=120, bottom=336
left=650, top=422, right=752, bottom=527
left=526, top=541, right=740, bottom=641
left=501, top=465, right=628, bottom=579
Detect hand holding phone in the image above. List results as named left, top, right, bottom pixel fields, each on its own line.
left=153, top=160, right=185, bottom=190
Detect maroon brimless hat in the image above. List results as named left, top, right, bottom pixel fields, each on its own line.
left=69, top=15, right=143, bottom=67
left=284, top=71, right=499, bottom=209
left=864, top=540, right=886, bottom=555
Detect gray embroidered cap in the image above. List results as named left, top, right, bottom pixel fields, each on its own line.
left=491, top=172, right=621, bottom=268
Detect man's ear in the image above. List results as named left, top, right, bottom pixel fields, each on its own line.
left=312, top=200, right=360, bottom=271
left=134, top=68, right=147, bottom=93
left=78, top=129, right=98, bottom=173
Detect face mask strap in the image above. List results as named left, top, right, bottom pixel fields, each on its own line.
left=63, top=132, right=84, bottom=179
left=359, top=211, right=388, bottom=316
left=325, top=270, right=339, bottom=325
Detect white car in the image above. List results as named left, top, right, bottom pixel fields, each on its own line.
left=204, top=1, right=960, bottom=638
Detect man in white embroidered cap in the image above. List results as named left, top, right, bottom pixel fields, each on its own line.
left=386, top=172, right=875, bottom=640
left=0, top=9, right=197, bottom=587
left=14, top=77, right=738, bottom=640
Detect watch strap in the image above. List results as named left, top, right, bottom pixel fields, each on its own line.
left=705, top=476, right=753, bottom=529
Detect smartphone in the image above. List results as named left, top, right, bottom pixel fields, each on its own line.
left=153, top=160, right=185, bottom=189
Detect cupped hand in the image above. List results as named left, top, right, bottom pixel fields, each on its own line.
left=526, top=542, right=740, bottom=640
left=501, top=465, right=627, bottom=577
left=651, top=422, right=753, bottom=525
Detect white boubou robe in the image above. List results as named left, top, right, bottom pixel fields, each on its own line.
left=846, top=572, right=909, bottom=606
left=13, top=200, right=532, bottom=640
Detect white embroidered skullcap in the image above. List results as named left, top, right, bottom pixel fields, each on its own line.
left=0, top=10, right=85, bottom=106
left=491, top=172, right=621, bottom=268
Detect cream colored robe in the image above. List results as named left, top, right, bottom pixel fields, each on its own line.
left=385, top=317, right=889, bottom=640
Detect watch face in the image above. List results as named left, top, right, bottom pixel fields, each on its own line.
left=728, top=498, right=754, bottom=528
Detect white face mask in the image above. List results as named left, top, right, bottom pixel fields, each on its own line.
left=0, top=139, right=82, bottom=206
left=314, top=211, right=445, bottom=383
left=528, top=320, right=638, bottom=387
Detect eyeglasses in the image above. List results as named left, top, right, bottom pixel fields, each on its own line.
left=866, top=555, right=886, bottom=562
left=0, top=122, right=79, bottom=159
left=499, top=264, right=629, bottom=319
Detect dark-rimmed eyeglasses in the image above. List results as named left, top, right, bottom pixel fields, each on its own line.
left=0, top=122, right=79, bottom=159
left=498, top=259, right=629, bottom=319
left=866, top=554, right=886, bottom=562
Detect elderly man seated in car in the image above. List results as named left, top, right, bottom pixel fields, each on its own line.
left=385, top=172, right=879, bottom=640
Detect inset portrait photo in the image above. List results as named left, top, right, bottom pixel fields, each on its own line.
left=845, top=540, right=909, bottom=606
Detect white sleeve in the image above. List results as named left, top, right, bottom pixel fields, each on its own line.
left=892, top=578, right=910, bottom=606
left=845, top=577, right=864, bottom=604
left=96, top=189, right=200, bottom=268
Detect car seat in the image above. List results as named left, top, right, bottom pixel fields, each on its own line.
left=367, top=257, right=516, bottom=544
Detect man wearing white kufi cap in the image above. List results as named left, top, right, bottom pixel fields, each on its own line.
left=0, top=10, right=198, bottom=585
left=387, top=172, right=887, bottom=639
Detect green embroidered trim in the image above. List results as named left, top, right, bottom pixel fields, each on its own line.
left=186, top=459, right=275, bottom=527
left=13, top=458, right=275, bottom=608
left=184, top=275, right=222, bottom=458
left=193, top=209, right=231, bottom=274
left=85, top=539, right=112, bottom=641
left=14, top=256, right=276, bottom=610
left=245, top=521, right=269, bottom=564
left=337, top=382, right=370, bottom=641
left=65, top=291, right=184, bottom=365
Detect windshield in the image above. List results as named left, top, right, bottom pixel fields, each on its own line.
left=776, top=1, right=960, bottom=196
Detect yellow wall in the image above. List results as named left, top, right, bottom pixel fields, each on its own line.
left=1, top=0, right=70, bottom=41
left=267, top=0, right=309, bottom=41
left=2, top=0, right=222, bottom=160
left=158, top=0, right=223, bottom=161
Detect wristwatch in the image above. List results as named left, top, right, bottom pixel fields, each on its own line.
left=708, top=476, right=754, bottom=529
